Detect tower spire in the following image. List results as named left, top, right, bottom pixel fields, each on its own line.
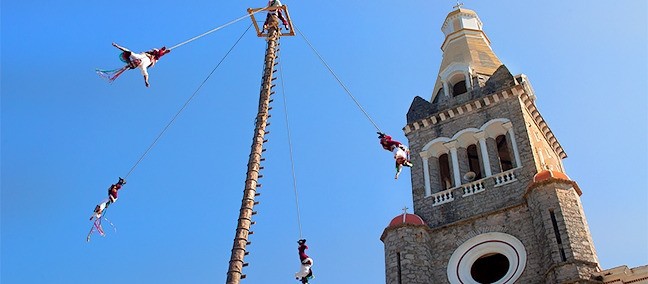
left=431, top=6, right=503, bottom=101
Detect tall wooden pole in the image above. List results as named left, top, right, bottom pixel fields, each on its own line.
left=226, top=15, right=281, bottom=284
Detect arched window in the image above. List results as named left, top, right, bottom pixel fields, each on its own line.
left=496, top=135, right=513, bottom=171
left=438, top=153, right=453, bottom=190
left=466, top=144, right=482, bottom=180
left=452, top=80, right=467, bottom=97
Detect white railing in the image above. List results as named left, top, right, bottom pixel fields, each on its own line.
left=493, top=169, right=518, bottom=187
left=429, top=188, right=454, bottom=206
left=427, top=168, right=521, bottom=206
left=462, top=179, right=486, bottom=196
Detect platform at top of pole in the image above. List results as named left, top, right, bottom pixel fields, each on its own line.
left=247, top=5, right=295, bottom=37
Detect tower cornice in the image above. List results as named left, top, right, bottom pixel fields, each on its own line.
left=405, top=85, right=523, bottom=134
left=441, top=28, right=492, bottom=51
left=404, top=84, right=567, bottom=160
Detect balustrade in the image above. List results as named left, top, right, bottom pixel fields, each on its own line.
left=462, top=180, right=486, bottom=196
left=493, top=169, right=517, bottom=187
left=430, top=188, right=454, bottom=206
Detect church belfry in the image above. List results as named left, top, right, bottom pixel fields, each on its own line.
left=381, top=6, right=602, bottom=284
left=432, top=7, right=502, bottom=101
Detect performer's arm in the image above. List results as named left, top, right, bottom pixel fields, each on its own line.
left=112, top=42, right=130, bottom=52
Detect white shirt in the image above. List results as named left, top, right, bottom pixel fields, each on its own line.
left=130, top=52, right=153, bottom=76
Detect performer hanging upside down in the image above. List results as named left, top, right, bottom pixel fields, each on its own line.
left=378, top=132, right=413, bottom=179
left=90, top=199, right=111, bottom=221
left=108, top=177, right=127, bottom=203
left=295, top=239, right=314, bottom=284
left=263, top=0, right=289, bottom=32
left=108, top=42, right=171, bottom=87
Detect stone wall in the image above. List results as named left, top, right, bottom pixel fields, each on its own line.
left=405, top=85, right=539, bottom=227
left=382, top=225, right=433, bottom=284
left=424, top=205, right=545, bottom=283
left=527, top=180, right=601, bottom=283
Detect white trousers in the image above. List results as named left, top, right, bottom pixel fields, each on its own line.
left=394, top=147, right=408, bottom=160
left=295, top=258, right=313, bottom=278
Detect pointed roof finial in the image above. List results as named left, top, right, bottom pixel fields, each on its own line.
left=453, top=1, right=464, bottom=10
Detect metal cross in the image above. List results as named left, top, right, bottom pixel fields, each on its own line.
left=453, top=1, right=464, bottom=9
left=402, top=206, right=409, bottom=223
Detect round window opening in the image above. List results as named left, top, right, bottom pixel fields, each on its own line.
left=447, top=232, right=526, bottom=284
left=470, top=253, right=510, bottom=284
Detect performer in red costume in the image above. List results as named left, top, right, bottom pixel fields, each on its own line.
left=378, top=132, right=413, bottom=179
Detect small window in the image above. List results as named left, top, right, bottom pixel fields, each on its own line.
left=466, top=144, right=482, bottom=180
left=496, top=135, right=513, bottom=171
left=453, top=80, right=467, bottom=96
left=438, top=154, right=453, bottom=190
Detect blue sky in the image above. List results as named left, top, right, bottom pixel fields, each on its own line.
left=2, top=1, right=646, bottom=283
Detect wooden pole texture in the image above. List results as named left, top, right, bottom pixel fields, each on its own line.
left=225, top=15, right=281, bottom=284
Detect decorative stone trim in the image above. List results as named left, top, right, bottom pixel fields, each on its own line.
left=625, top=276, right=648, bottom=284
left=519, top=92, right=567, bottom=159
left=524, top=178, right=582, bottom=197
left=543, top=259, right=601, bottom=281
left=403, top=86, right=522, bottom=135
left=447, top=232, right=527, bottom=284
left=380, top=223, right=430, bottom=241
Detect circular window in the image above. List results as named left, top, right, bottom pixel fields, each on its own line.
left=470, top=253, right=510, bottom=283
left=447, top=232, right=526, bottom=284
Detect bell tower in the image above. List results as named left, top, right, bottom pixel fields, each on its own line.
left=381, top=6, right=602, bottom=284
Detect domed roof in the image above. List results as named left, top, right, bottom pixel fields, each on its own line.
left=533, top=170, right=570, bottom=183
left=388, top=213, right=426, bottom=228
left=449, top=7, right=478, bottom=16
left=526, top=170, right=581, bottom=197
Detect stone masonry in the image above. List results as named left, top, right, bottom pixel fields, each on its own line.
left=382, top=7, right=605, bottom=284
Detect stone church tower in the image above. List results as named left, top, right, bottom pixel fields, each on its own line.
left=381, top=7, right=603, bottom=284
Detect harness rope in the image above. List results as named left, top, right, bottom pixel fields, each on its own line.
left=168, top=8, right=267, bottom=50
left=277, top=47, right=304, bottom=239
left=294, top=26, right=383, bottom=134
left=124, top=24, right=253, bottom=179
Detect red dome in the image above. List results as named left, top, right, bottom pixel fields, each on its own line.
left=388, top=213, right=426, bottom=227
left=533, top=170, right=570, bottom=183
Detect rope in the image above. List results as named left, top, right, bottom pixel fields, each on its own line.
left=168, top=8, right=267, bottom=50
left=277, top=46, right=304, bottom=239
left=124, top=24, right=253, bottom=179
left=294, top=26, right=383, bottom=134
